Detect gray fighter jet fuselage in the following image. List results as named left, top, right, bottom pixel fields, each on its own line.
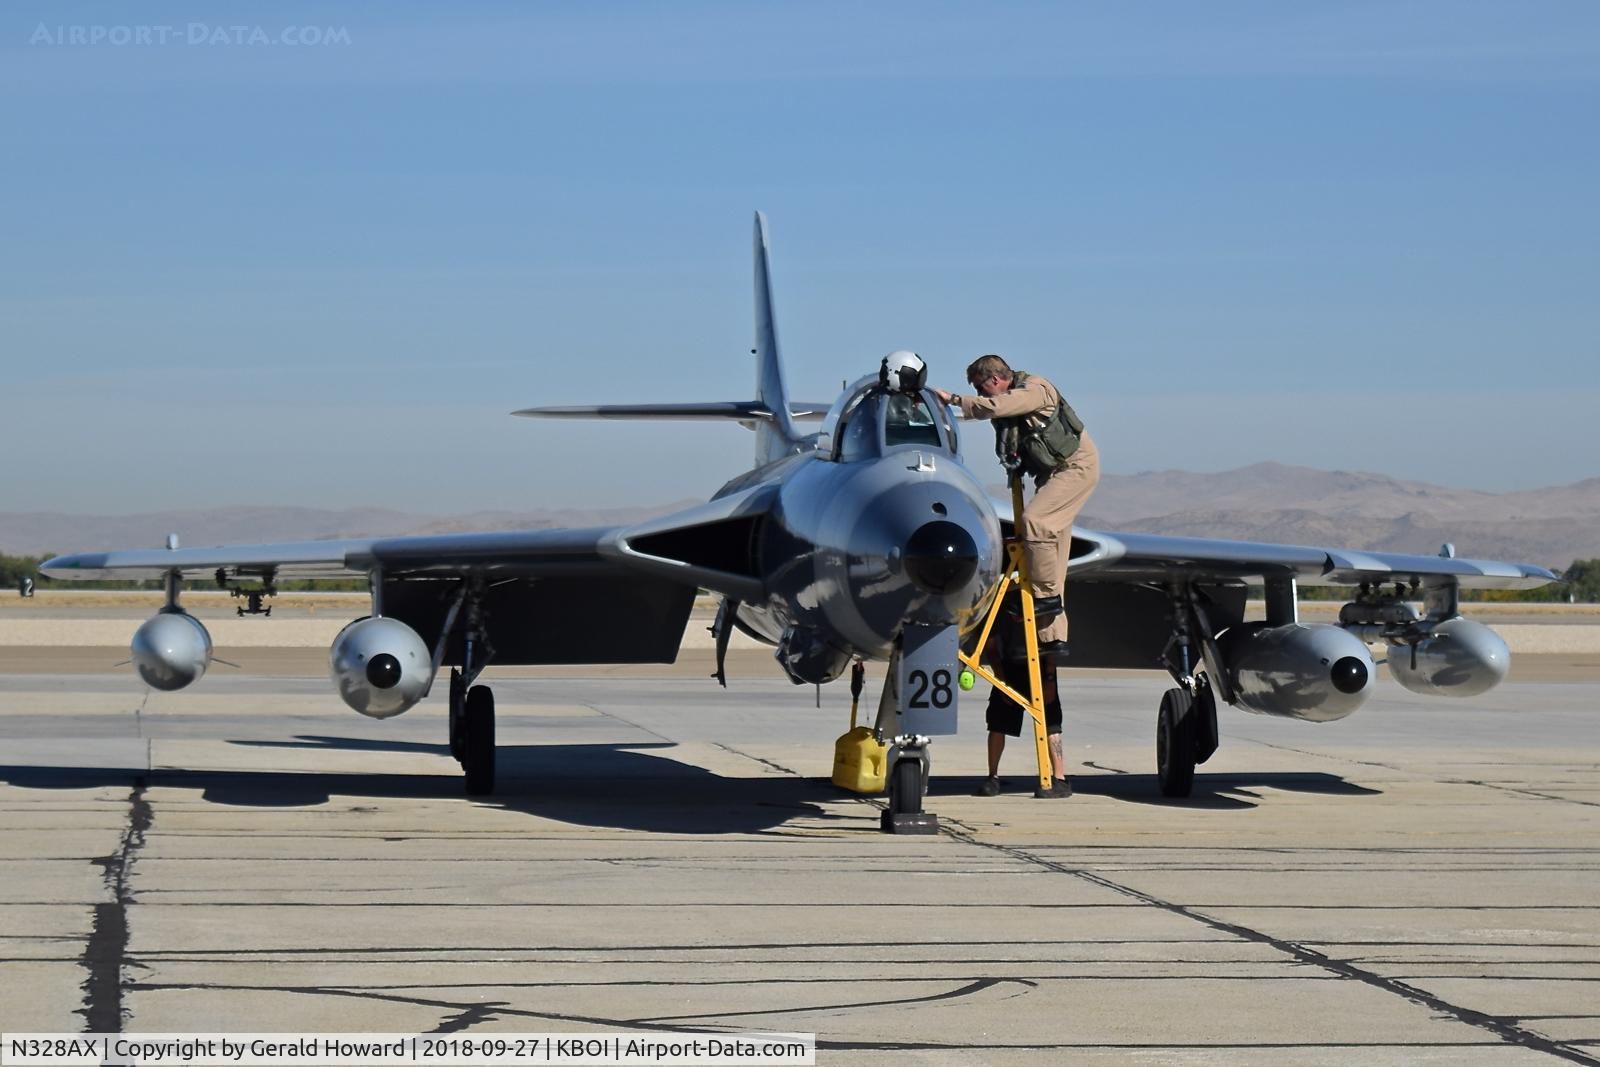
left=637, top=378, right=1003, bottom=686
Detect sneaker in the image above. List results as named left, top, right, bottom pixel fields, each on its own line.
left=973, top=776, right=1000, bottom=797
left=1040, top=777, right=1072, bottom=798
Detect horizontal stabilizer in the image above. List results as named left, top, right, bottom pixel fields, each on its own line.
left=514, top=402, right=831, bottom=422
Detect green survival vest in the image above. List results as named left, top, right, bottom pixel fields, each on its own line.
left=994, top=371, right=1085, bottom=479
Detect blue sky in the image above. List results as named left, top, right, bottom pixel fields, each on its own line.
left=3, top=1, right=1597, bottom=514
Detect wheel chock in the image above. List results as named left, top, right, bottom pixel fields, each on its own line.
left=880, top=811, right=939, bottom=834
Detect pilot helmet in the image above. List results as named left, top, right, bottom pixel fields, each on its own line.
left=879, top=350, right=928, bottom=394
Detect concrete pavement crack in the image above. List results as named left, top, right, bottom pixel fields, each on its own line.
left=78, top=778, right=150, bottom=1033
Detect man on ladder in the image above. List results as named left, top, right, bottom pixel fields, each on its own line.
left=937, top=354, right=1100, bottom=798
left=936, top=354, right=1100, bottom=662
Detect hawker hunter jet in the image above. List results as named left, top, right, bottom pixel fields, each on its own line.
left=43, top=213, right=1557, bottom=832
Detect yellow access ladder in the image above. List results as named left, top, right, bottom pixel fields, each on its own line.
left=958, top=474, right=1054, bottom=794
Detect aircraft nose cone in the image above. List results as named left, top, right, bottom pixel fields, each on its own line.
left=1330, top=655, right=1369, bottom=695
left=903, top=520, right=980, bottom=594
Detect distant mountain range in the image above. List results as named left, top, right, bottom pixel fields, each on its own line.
left=5, top=463, right=1596, bottom=568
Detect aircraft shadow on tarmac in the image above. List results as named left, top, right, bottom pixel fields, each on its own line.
left=928, top=770, right=1382, bottom=810
left=0, top=737, right=874, bottom=835
left=0, top=731, right=1381, bottom=824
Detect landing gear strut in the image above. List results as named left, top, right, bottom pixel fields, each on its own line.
left=447, top=669, right=466, bottom=763
left=438, top=580, right=496, bottom=797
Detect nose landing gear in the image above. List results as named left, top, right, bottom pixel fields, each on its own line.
left=883, top=737, right=936, bottom=834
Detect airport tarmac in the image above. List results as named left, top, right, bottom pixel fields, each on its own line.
left=1, top=631, right=1597, bottom=1063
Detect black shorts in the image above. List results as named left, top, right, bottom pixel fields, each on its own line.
left=984, top=659, right=1062, bottom=736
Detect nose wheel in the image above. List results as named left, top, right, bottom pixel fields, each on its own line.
left=882, top=741, right=937, bottom=834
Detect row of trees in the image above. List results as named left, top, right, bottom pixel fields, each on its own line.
left=0, top=553, right=44, bottom=589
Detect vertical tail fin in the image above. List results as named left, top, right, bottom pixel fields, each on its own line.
left=753, top=211, right=802, bottom=465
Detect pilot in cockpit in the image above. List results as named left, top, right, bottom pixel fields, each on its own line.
left=880, top=352, right=944, bottom=449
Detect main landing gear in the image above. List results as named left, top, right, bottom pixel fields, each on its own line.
left=1154, top=582, right=1226, bottom=798
left=438, top=579, right=497, bottom=796
left=447, top=669, right=496, bottom=795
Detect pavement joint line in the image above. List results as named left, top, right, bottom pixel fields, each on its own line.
left=711, top=741, right=799, bottom=776
left=1237, top=736, right=1404, bottom=771
left=1442, top=778, right=1600, bottom=809
left=933, top=819, right=1600, bottom=1066
left=577, top=701, right=675, bottom=744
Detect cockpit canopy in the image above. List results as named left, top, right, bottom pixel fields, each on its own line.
left=816, top=375, right=959, bottom=461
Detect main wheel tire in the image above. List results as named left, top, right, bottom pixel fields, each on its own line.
left=1157, top=687, right=1197, bottom=798
left=463, top=684, right=496, bottom=796
left=889, top=757, right=923, bottom=816
left=1193, top=676, right=1220, bottom=765
left=447, top=669, right=465, bottom=764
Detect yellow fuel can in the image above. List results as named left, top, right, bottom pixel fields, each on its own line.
left=832, top=726, right=887, bottom=793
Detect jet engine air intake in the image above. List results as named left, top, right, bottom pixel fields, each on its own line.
left=130, top=611, right=213, bottom=691
left=1215, top=622, right=1375, bottom=722
left=329, top=616, right=431, bottom=718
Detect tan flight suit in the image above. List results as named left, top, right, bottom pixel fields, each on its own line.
left=955, top=373, right=1100, bottom=644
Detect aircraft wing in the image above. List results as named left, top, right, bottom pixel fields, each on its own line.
left=41, top=525, right=695, bottom=667
left=979, top=493, right=1557, bottom=590
left=40, top=527, right=619, bottom=582
left=1067, top=527, right=1558, bottom=590
left=984, top=522, right=1559, bottom=674
left=39, top=484, right=781, bottom=667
